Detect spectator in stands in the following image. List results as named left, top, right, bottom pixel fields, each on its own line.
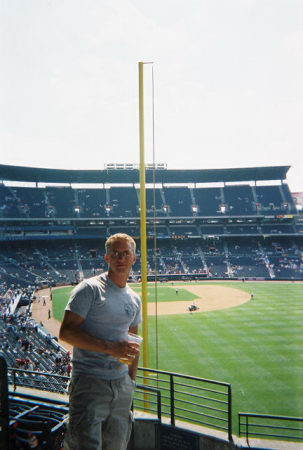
left=21, top=337, right=30, bottom=351
left=59, top=233, right=141, bottom=450
left=61, top=362, right=67, bottom=375
left=66, top=362, right=72, bottom=377
left=16, top=358, right=26, bottom=367
left=27, top=433, right=42, bottom=449
left=55, top=350, right=62, bottom=363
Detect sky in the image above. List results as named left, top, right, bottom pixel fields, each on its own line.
left=0, top=0, right=302, bottom=192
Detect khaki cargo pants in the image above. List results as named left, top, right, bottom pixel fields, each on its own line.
left=64, top=374, right=135, bottom=450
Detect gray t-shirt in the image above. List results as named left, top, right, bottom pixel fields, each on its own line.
left=65, top=272, right=142, bottom=380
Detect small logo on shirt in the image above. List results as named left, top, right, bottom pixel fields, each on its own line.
left=124, top=302, right=136, bottom=318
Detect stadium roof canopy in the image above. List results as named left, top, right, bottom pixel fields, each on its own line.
left=0, top=164, right=290, bottom=185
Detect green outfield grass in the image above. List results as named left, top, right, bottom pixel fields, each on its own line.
left=52, top=281, right=303, bottom=432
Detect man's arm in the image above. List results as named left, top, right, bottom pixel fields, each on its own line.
left=59, top=310, right=139, bottom=360
left=127, top=325, right=140, bottom=381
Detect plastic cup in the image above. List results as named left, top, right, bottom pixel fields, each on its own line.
left=119, top=333, right=143, bottom=365
left=128, top=333, right=143, bottom=346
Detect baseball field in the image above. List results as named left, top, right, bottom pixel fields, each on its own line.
left=34, top=280, right=303, bottom=432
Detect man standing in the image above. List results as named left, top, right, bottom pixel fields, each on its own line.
left=59, top=233, right=142, bottom=450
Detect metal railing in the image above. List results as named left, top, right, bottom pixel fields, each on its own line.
left=7, top=366, right=303, bottom=445
left=135, top=367, right=232, bottom=441
left=134, top=384, right=162, bottom=421
left=8, top=367, right=69, bottom=395
left=239, top=413, right=303, bottom=443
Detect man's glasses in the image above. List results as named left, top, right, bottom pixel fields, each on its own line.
left=110, top=250, right=133, bottom=259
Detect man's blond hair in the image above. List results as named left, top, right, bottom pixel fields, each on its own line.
left=105, top=233, right=136, bottom=255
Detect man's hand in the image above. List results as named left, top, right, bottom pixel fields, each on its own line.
left=107, top=340, right=140, bottom=362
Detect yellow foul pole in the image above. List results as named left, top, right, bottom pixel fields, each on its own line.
left=138, top=62, right=148, bottom=369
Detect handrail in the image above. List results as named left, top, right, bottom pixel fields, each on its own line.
left=239, top=412, right=303, bottom=442
left=8, top=367, right=69, bottom=395
left=136, top=367, right=232, bottom=441
left=7, top=366, right=303, bottom=445
left=135, top=384, right=162, bottom=421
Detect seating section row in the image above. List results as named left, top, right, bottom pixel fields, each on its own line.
left=0, top=237, right=302, bottom=285
left=0, top=183, right=297, bottom=218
